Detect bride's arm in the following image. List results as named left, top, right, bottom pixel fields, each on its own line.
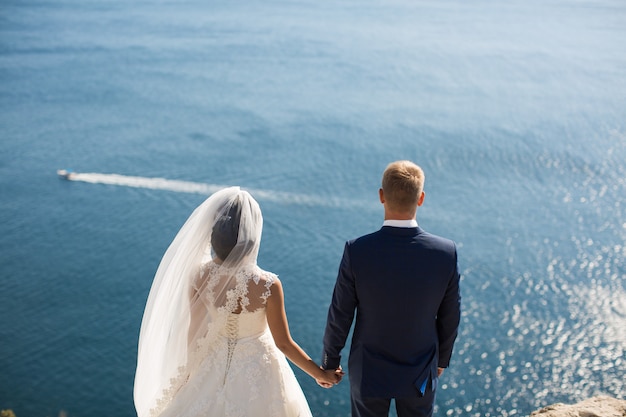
left=266, top=278, right=341, bottom=388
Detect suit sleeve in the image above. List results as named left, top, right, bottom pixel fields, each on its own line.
left=436, top=244, right=461, bottom=368
left=322, top=242, right=357, bottom=370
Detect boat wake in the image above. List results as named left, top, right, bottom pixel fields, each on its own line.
left=58, top=171, right=361, bottom=208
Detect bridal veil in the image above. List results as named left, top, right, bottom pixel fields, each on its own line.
left=134, top=187, right=264, bottom=417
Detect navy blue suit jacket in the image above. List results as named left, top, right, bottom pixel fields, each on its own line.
left=322, top=226, right=461, bottom=398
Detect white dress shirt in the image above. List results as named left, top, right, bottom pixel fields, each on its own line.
left=383, top=219, right=418, bottom=228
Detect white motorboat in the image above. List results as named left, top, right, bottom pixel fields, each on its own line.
left=57, top=169, right=75, bottom=179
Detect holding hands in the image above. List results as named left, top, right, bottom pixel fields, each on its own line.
left=315, top=366, right=344, bottom=388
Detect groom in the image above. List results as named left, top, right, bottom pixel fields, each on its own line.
left=321, top=160, right=461, bottom=417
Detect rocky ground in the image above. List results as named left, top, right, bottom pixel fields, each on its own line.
left=530, top=396, right=626, bottom=417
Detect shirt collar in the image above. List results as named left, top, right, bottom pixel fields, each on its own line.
left=383, top=219, right=418, bottom=228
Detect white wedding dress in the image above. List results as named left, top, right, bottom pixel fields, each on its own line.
left=154, top=262, right=313, bottom=417
left=134, top=188, right=314, bottom=417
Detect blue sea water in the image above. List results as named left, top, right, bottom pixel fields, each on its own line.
left=1, top=0, right=625, bottom=416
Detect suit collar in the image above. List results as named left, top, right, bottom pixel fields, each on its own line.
left=380, top=225, right=422, bottom=236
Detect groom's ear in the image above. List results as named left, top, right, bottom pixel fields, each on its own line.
left=379, top=188, right=385, bottom=204
left=417, top=191, right=425, bottom=207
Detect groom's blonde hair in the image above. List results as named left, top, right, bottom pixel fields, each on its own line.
left=382, top=160, right=424, bottom=211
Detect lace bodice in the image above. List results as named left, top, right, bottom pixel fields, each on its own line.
left=196, top=261, right=276, bottom=315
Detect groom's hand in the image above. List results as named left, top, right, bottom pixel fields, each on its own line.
left=333, top=366, right=344, bottom=384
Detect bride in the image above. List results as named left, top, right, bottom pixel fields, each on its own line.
left=134, top=187, right=341, bottom=417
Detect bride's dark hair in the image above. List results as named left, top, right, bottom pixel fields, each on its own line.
left=211, top=202, right=242, bottom=260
